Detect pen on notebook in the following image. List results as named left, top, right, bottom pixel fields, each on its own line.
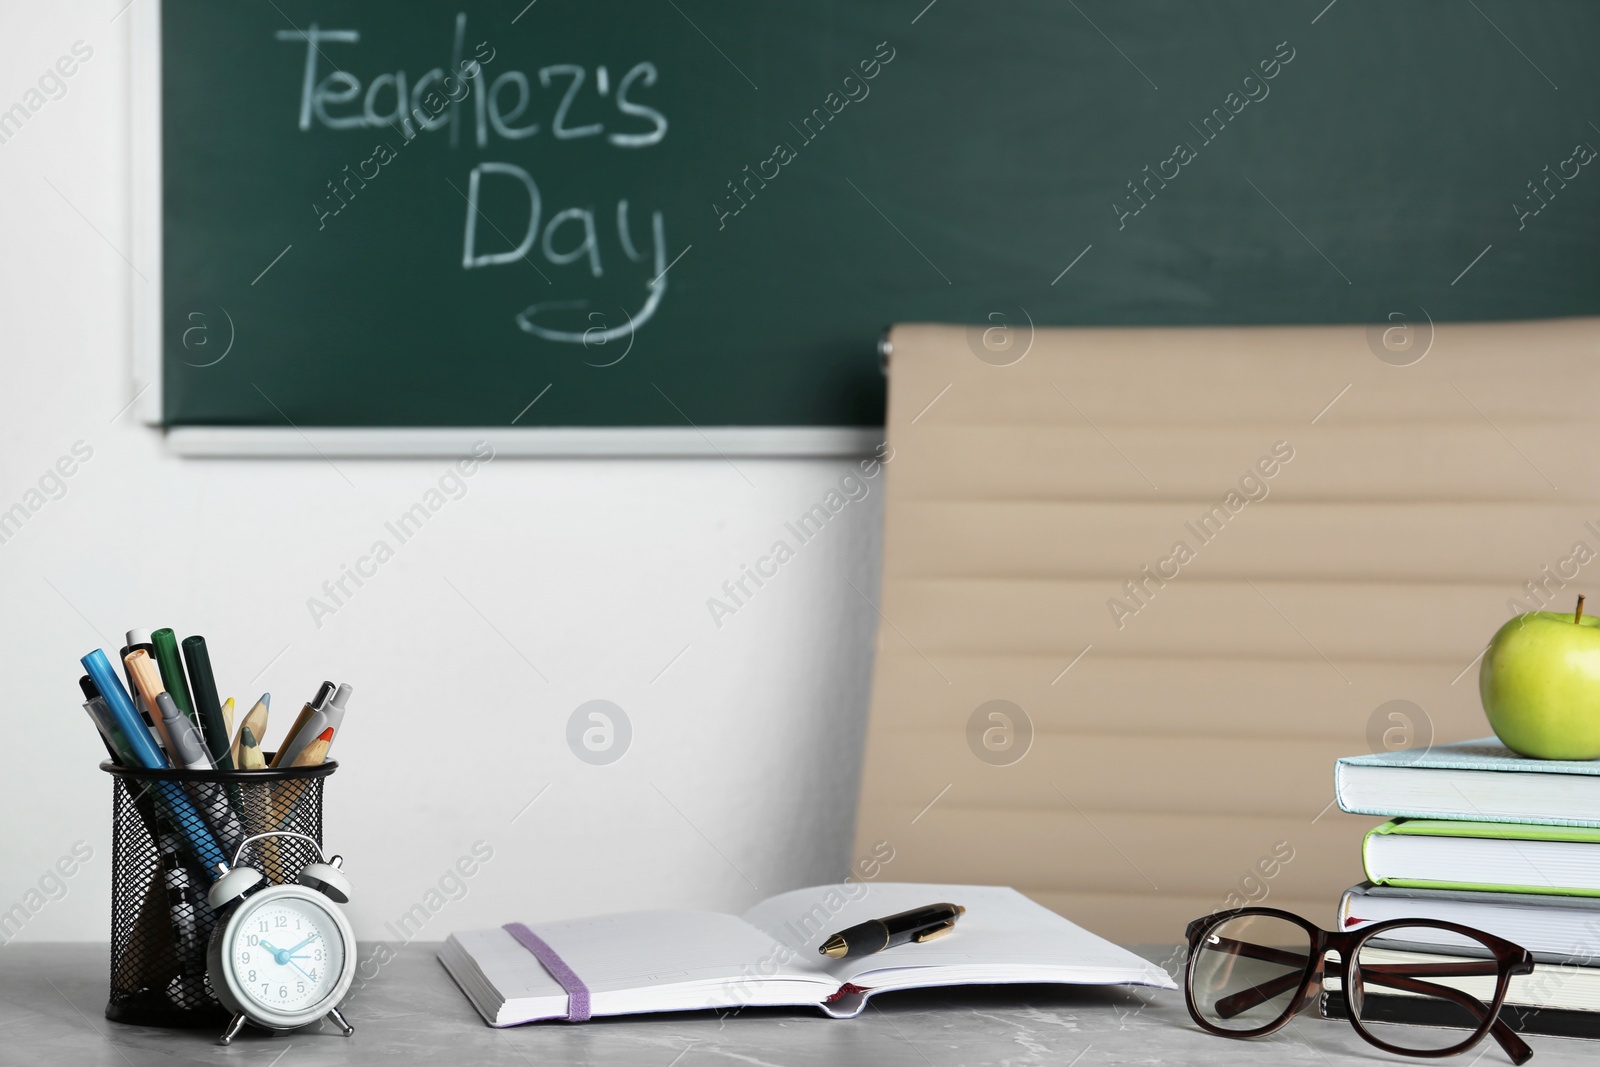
left=818, top=903, right=965, bottom=959
left=181, top=634, right=233, bottom=769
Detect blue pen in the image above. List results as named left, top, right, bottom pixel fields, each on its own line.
left=80, top=649, right=226, bottom=872
left=82, top=649, right=168, bottom=769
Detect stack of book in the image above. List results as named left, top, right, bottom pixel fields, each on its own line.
left=1330, top=738, right=1600, bottom=1038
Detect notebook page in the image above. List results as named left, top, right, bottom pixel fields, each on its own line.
left=742, top=883, right=1177, bottom=989
left=485, top=910, right=795, bottom=997
left=536, top=910, right=786, bottom=991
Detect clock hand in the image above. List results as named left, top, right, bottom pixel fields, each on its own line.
left=259, top=940, right=290, bottom=966
left=287, top=957, right=316, bottom=982
left=282, top=934, right=317, bottom=956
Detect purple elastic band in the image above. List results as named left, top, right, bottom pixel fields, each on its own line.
left=502, top=922, right=591, bottom=1021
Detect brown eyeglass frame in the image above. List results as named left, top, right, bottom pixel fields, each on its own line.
left=1183, top=907, right=1536, bottom=1065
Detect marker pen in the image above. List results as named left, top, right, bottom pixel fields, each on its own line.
left=121, top=628, right=158, bottom=733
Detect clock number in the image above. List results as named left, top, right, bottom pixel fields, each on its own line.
left=238, top=903, right=341, bottom=1005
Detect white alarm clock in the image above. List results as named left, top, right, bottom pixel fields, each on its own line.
left=205, top=832, right=357, bottom=1045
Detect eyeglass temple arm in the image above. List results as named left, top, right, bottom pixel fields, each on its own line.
left=1361, top=969, right=1533, bottom=1066
left=1206, top=937, right=1322, bottom=1020
left=1205, top=940, right=1532, bottom=1066
left=1211, top=969, right=1306, bottom=1019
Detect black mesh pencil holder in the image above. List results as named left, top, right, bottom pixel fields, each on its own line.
left=102, top=758, right=337, bottom=1027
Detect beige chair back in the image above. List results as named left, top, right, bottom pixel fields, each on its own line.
left=853, top=318, right=1600, bottom=943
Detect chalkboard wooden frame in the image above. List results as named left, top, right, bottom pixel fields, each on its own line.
left=127, top=0, right=880, bottom=457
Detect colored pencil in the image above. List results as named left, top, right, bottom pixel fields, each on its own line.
left=231, top=693, right=269, bottom=767
left=236, top=725, right=266, bottom=771
left=288, top=728, right=333, bottom=768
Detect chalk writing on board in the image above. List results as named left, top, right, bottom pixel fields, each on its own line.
left=277, top=13, right=669, bottom=349
left=514, top=204, right=667, bottom=347
left=309, top=43, right=500, bottom=232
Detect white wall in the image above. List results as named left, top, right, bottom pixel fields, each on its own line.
left=0, top=3, right=882, bottom=945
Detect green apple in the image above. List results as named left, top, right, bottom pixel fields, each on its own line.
left=1480, top=608, right=1600, bottom=760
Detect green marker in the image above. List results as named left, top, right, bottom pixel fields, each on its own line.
left=182, top=634, right=234, bottom=770
left=150, top=628, right=196, bottom=724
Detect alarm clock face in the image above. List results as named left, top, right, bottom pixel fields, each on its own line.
left=217, top=885, right=353, bottom=1026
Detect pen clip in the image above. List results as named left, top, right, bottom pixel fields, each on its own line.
left=912, top=920, right=957, bottom=943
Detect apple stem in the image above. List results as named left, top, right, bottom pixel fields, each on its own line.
left=1578, top=595, right=1587, bottom=624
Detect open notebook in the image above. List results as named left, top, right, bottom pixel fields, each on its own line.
left=440, top=883, right=1177, bottom=1025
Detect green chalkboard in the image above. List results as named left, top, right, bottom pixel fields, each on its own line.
left=161, top=0, right=1600, bottom=428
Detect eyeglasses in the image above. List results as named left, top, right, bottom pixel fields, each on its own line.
left=1183, top=907, right=1536, bottom=1063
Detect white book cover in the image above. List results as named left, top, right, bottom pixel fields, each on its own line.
left=1334, top=738, right=1600, bottom=827
left=1340, top=883, right=1600, bottom=965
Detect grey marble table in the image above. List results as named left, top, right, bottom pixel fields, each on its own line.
left=0, top=943, right=1592, bottom=1066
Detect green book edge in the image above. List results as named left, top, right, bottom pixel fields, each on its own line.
left=1373, top=878, right=1600, bottom=898
left=1368, top=818, right=1600, bottom=844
